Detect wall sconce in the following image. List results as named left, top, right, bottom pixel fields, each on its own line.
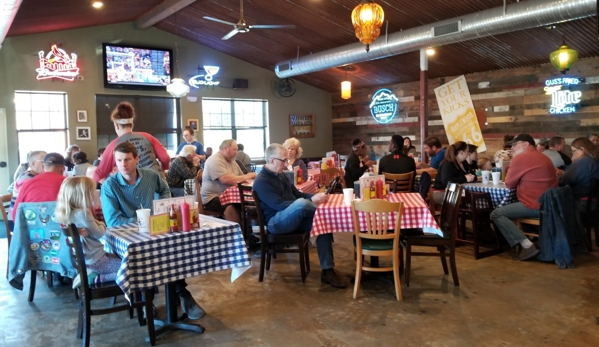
left=341, top=66, right=352, bottom=100
left=351, top=0, right=384, bottom=52
left=550, top=41, right=578, bottom=74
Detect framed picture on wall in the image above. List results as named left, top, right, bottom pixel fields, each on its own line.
left=187, top=118, right=199, bottom=131
left=76, top=110, right=87, bottom=123
left=76, top=127, right=91, bottom=141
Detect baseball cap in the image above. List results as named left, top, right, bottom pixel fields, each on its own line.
left=506, top=134, right=535, bottom=147
left=44, top=152, right=66, bottom=166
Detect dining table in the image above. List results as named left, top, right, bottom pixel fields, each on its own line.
left=311, top=192, right=441, bottom=237
left=218, top=179, right=318, bottom=205
left=461, top=182, right=517, bottom=208
left=104, top=216, right=252, bottom=338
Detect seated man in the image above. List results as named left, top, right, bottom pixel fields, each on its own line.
left=421, top=136, right=446, bottom=170
left=253, top=143, right=347, bottom=289
left=344, top=138, right=375, bottom=186
left=101, top=142, right=204, bottom=320
left=490, top=134, right=558, bottom=261
left=167, top=145, right=200, bottom=197
left=542, top=136, right=566, bottom=169
left=201, top=139, right=256, bottom=223
left=378, top=134, right=416, bottom=176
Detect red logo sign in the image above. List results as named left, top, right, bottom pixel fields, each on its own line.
left=36, top=45, right=79, bottom=81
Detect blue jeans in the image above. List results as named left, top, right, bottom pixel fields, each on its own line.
left=267, top=198, right=335, bottom=270
left=490, top=202, right=539, bottom=247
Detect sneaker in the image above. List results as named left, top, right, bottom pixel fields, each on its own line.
left=72, top=274, right=81, bottom=289
left=321, top=268, right=348, bottom=289
left=180, top=294, right=206, bottom=320
left=518, top=244, right=540, bottom=261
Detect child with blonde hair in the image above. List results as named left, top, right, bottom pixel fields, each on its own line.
left=56, top=177, right=120, bottom=288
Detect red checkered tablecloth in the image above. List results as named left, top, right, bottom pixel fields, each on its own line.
left=311, top=193, right=439, bottom=237
left=219, top=180, right=318, bottom=205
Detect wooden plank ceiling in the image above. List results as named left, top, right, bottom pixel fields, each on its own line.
left=7, top=0, right=599, bottom=93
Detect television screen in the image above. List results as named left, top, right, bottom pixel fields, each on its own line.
left=102, top=43, right=173, bottom=90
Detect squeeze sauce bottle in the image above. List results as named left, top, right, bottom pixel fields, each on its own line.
left=180, top=201, right=191, bottom=232
left=376, top=179, right=384, bottom=199
left=169, top=204, right=178, bottom=233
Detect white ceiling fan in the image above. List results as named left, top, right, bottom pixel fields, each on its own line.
left=203, top=0, right=295, bottom=40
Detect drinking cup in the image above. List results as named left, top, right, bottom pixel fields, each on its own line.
left=343, top=188, right=354, bottom=205
left=136, top=208, right=151, bottom=233
left=491, top=172, right=501, bottom=185
left=481, top=170, right=490, bottom=184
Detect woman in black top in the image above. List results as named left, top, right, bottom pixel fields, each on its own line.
left=464, top=144, right=478, bottom=175
left=432, top=141, right=476, bottom=204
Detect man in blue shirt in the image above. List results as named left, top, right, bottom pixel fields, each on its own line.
left=101, top=142, right=205, bottom=320
left=423, top=136, right=447, bottom=170
left=253, top=143, right=347, bottom=289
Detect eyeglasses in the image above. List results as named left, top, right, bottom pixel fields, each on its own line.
left=511, top=141, right=525, bottom=148
left=273, top=157, right=289, bottom=164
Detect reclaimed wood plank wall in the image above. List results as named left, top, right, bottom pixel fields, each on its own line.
left=331, top=57, right=599, bottom=160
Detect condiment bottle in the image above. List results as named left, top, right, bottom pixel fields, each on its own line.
left=169, top=204, right=178, bottom=233
left=297, top=168, right=303, bottom=184
left=180, top=201, right=191, bottom=232
left=369, top=181, right=376, bottom=199
left=376, top=179, right=383, bottom=199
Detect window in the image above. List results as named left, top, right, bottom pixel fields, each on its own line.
left=202, top=98, right=269, bottom=158
left=14, top=91, right=68, bottom=163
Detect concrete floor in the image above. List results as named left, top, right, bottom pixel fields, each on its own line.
left=0, top=234, right=598, bottom=347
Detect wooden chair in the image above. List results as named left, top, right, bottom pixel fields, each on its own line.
left=580, top=178, right=599, bottom=251
left=194, top=170, right=220, bottom=218
left=63, top=224, right=156, bottom=347
left=351, top=199, right=404, bottom=301
left=457, top=190, right=503, bottom=259
left=1, top=193, right=12, bottom=279
left=319, top=167, right=345, bottom=191
left=252, top=190, right=310, bottom=282
left=514, top=218, right=540, bottom=238
left=237, top=182, right=258, bottom=247
left=383, top=172, right=414, bottom=193
left=401, top=182, right=463, bottom=287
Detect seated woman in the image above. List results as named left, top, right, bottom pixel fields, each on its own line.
left=167, top=145, right=200, bottom=197
left=283, top=137, right=308, bottom=182
left=403, top=137, right=417, bottom=157
left=558, top=137, right=599, bottom=209
left=432, top=141, right=476, bottom=204
left=73, top=152, right=94, bottom=177
left=464, top=144, right=478, bottom=175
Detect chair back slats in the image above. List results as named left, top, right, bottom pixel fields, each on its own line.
left=383, top=172, right=414, bottom=193
left=319, top=168, right=345, bottom=190
left=351, top=200, right=403, bottom=240
left=440, top=183, right=463, bottom=239
left=237, top=182, right=256, bottom=238
left=63, top=224, right=90, bottom=294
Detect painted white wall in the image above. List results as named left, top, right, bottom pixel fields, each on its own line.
left=0, top=22, right=332, bottom=180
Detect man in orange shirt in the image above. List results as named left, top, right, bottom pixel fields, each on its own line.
left=490, top=134, right=558, bottom=261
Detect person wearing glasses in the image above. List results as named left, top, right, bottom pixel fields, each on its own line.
left=201, top=139, right=256, bottom=224
left=557, top=137, right=599, bottom=208
left=490, top=134, right=558, bottom=261
left=344, top=138, right=376, bottom=186
left=253, top=143, right=347, bottom=289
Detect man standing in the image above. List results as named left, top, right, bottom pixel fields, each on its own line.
left=101, top=142, right=204, bottom=320
left=201, top=139, right=256, bottom=223
left=12, top=152, right=66, bottom=220
left=235, top=143, right=252, bottom=174
left=344, top=138, right=376, bottom=186
left=422, top=137, right=447, bottom=170
left=253, top=144, right=347, bottom=288
left=378, top=135, right=416, bottom=176
left=490, top=134, right=558, bottom=260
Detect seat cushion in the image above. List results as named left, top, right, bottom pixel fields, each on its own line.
left=353, top=235, right=394, bottom=251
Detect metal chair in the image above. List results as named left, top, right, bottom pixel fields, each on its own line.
left=63, top=224, right=156, bottom=347
left=237, top=182, right=258, bottom=247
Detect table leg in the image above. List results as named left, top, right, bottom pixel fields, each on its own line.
left=148, top=282, right=205, bottom=341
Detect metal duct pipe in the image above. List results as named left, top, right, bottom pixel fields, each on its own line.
left=275, top=0, right=595, bottom=78
left=0, top=0, right=23, bottom=50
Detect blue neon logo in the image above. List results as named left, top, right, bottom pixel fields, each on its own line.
left=369, top=89, right=399, bottom=124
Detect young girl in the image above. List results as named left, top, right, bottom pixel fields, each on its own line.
left=56, top=176, right=121, bottom=288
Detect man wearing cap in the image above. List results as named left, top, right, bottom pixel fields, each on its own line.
left=344, top=138, right=376, bottom=185
left=12, top=153, right=67, bottom=220
left=490, top=134, right=558, bottom=261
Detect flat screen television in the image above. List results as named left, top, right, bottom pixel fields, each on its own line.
left=102, top=43, right=173, bottom=91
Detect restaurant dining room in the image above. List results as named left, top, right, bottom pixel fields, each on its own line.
left=1, top=0, right=599, bottom=346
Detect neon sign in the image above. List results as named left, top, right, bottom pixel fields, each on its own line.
left=36, top=45, right=79, bottom=81
left=544, top=77, right=582, bottom=115
left=189, top=65, right=220, bottom=88
left=369, top=88, right=399, bottom=124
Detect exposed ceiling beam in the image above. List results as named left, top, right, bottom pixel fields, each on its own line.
left=134, top=0, right=197, bottom=29
left=0, top=0, right=23, bottom=50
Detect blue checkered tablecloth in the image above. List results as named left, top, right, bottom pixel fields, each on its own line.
left=104, top=216, right=252, bottom=297
left=462, top=182, right=517, bottom=208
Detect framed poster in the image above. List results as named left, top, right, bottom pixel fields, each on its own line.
left=187, top=119, right=199, bottom=131
left=289, top=114, right=314, bottom=138
left=76, top=127, right=91, bottom=141
left=76, top=110, right=87, bottom=122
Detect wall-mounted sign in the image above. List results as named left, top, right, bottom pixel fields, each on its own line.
left=369, top=88, right=398, bottom=124
left=544, top=77, right=582, bottom=115
left=189, top=65, right=220, bottom=88
left=36, top=45, right=79, bottom=81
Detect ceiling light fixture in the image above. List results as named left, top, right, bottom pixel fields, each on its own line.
left=351, top=0, right=384, bottom=52
left=341, top=66, right=351, bottom=100
left=92, top=1, right=103, bottom=9
left=549, top=40, right=578, bottom=74
left=167, top=15, right=190, bottom=98
left=426, top=48, right=435, bottom=56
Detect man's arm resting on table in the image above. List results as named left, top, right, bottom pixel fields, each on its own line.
left=218, top=172, right=256, bottom=186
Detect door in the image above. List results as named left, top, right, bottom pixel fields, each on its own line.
left=0, top=108, right=9, bottom=192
